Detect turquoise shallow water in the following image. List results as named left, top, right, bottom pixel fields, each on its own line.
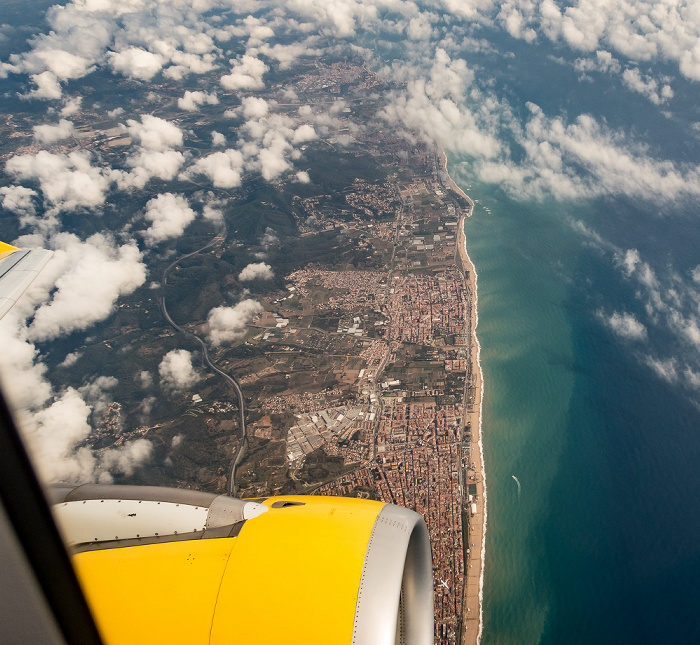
left=461, top=178, right=700, bottom=644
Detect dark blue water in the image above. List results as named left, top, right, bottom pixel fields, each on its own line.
left=459, top=173, right=700, bottom=644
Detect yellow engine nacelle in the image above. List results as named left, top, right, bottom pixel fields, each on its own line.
left=50, top=485, right=434, bottom=645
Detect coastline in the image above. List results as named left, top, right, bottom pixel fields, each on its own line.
left=440, top=150, right=486, bottom=645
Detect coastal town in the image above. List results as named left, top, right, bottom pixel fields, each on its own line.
left=234, top=143, right=485, bottom=644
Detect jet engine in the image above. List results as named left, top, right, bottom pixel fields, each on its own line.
left=50, top=484, right=434, bottom=645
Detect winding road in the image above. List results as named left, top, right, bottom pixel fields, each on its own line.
left=159, top=230, right=247, bottom=497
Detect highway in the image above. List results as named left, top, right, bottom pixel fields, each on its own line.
left=159, top=231, right=247, bottom=497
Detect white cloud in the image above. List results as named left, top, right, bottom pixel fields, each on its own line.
left=59, top=351, right=82, bottom=368
left=137, top=370, right=153, bottom=389
left=108, top=47, right=163, bottom=80
left=60, top=96, right=82, bottom=117
left=260, top=227, right=279, bottom=249
left=27, top=232, right=147, bottom=342
left=381, top=49, right=501, bottom=160
left=177, top=90, right=219, bottom=112
left=158, top=349, right=199, bottom=390
left=485, top=0, right=700, bottom=83
left=622, top=68, right=672, bottom=105
left=239, top=262, right=274, bottom=281
left=99, top=439, right=153, bottom=478
left=211, top=131, right=226, bottom=147
left=574, top=50, right=621, bottom=75
left=78, top=375, right=118, bottom=419
left=692, top=265, right=700, bottom=284
left=292, top=123, right=317, bottom=143
left=207, top=299, right=263, bottom=346
left=644, top=356, right=679, bottom=384
left=0, top=319, right=52, bottom=412
left=33, top=119, right=75, bottom=144
left=113, top=149, right=186, bottom=190
left=142, top=193, right=196, bottom=246
left=477, top=103, right=700, bottom=202
left=255, top=40, right=322, bottom=69
left=163, top=52, right=217, bottom=81
left=220, top=54, right=269, bottom=90
left=0, top=186, right=38, bottom=221
left=7, top=379, right=152, bottom=484
left=5, top=150, right=110, bottom=212
left=182, top=149, right=245, bottom=188
left=241, top=96, right=269, bottom=119
left=600, top=310, right=647, bottom=341
left=296, top=170, right=311, bottom=183
left=26, top=71, right=63, bottom=100
left=125, top=115, right=183, bottom=151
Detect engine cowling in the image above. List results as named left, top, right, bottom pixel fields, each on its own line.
left=51, top=485, right=434, bottom=645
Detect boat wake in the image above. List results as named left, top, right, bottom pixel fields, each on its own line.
left=512, top=475, right=521, bottom=498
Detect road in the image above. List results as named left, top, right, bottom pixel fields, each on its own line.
left=159, top=230, right=247, bottom=497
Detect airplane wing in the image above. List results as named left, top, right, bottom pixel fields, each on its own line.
left=0, top=241, right=54, bottom=320
left=51, top=485, right=433, bottom=645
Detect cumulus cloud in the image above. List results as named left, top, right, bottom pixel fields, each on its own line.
left=485, top=0, right=700, bottom=82
left=211, top=131, right=226, bottom=147
left=142, top=193, right=196, bottom=246
left=27, top=232, right=147, bottom=342
left=599, top=310, right=647, bottom=341
left=239, top=262, right=274, bottom=281
left=0, top=186, right=38, bottom=222
left=78, top=375, right=118, bottom=419
left=113, top=149, right=186, bottom=190
left=60, top=96, right=82, bottom=117
left=158, top=349, right=199, bottom=390
left=182, top=149, right=244, bottom=188
left=295, top=170, right=311, bottom=183
left=260, top=227, right=279, bottom=249
left=33, top=119, right=75, bottom=144
left=644, top=356, right=679, bottom=384
left=108, top=47, right=163, bottom=80
left=573, top=226, right=700, bottom=393
left=220, top=54, right=269, bottom=90
left=477, top=103, right=700, bottom=202
left=256, top=40, right=322, bottom=70
left=59, top=351, right=82, bottom=368
left=177, top=90, right=219, bottom=112
left=292, top=123, right=317, bottom=143
left=207, top=299, right=263, bottom=346
left=202, top=203, right=224, bottom=222
left=574, top=50, right=621, bottom=76
left=100, top=439, right=153, bottom=477
left=381, top=49, right=501, bottom=159
left=25, top=71, right=63, bottom=100
left=5, top=150, right=110, bottom=213
left=622, top=68, right=673, bottom=105
left=241, top=96, right=269, bottom=119
left=6, top=380, right=152, bottom=484
left=107, top=115, right=185, bottom=190
left=163, top=52, right=218, bottom=81
left=124, top=115, right=183, bottom=151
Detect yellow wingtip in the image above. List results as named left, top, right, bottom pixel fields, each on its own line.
left=0, top=241, right=20, bottom=253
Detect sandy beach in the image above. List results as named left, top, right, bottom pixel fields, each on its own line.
left=442, top=149, right=486, bottom=645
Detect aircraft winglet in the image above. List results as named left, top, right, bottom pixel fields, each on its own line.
left=0, top=243, right=54, bottom=320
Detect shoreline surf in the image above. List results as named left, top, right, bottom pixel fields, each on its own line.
left=440, top=150, right=487, bottom=645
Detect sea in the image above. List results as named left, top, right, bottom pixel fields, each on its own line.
left=448, top=31, right=700, bottom=645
